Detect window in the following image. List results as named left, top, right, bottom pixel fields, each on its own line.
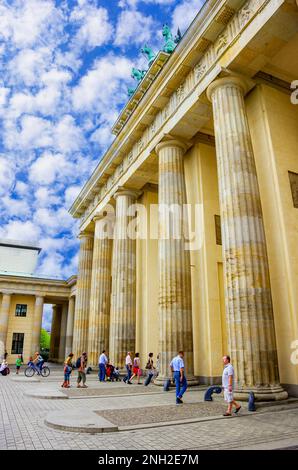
left=15, top=304, right=27, bottom=317
left=11, top=333, right=24, bottom=354
left=214, top=214, right=222, bottom=245
left=288, top=171, right=298, bottom=208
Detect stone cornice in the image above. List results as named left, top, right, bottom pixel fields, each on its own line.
left=69, top=0, right=279, bottom=225
left=112, top=51, right=171, bottom=136
left=0, top=274, right=77, bottom=299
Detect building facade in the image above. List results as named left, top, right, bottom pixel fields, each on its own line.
left=0, top=274, right=76, bottom=364
left=69, top=0, right=298, bottom=399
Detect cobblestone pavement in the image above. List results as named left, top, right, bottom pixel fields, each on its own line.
left=1, top=371, right=298, bottom=450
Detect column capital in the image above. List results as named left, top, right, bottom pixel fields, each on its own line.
left=78, top=229, right=94, bottom=240
left=0, top=291, right=13, bottom=297
left=113, top=187, right=142, bottom=201
left=155, top=139, right=188, bottom=156
left=206, top=75, right=251, bottom=101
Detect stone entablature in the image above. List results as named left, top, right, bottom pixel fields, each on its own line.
left=69, top=0, right=283, bottom=229
left=0, top=274, right=77, bottom=300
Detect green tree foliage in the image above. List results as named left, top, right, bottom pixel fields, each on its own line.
left=40, top=328, right=50, bottom=350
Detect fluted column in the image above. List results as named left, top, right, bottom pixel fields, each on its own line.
left=207, top=76, right=287, bottom=400
left=109, top=188, right=140, bottom=367
left=58, top=303, right=68, bottom=362
left=0, top=293, right=12, bottom=359
left=155, top=140, right=196, bottom=383
left=72, top=230, right=94, bottom=357
left=65, top=296, right=75, bottom=357
left=88, top=215, right=113, bottom=366
left=31, top=295, right=44, bottom=354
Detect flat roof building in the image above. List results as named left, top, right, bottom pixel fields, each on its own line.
left=0, top=239, right=41, bottom=276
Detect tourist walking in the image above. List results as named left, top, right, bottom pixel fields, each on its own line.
left=77, top=352, right=88, bottom=388
left=98, top=350, right=108, bottom=382
left=170, top=351, right=188, bottom=404
left=123, top=351, right=132, bottom=384
left=222, top=355, right=241, bottom=416
left=62, top=353, right=74, bottom=388
left=15, top=355, right=23, bottom=374
left=144, top=352, right=155, bottom=386
left=129, top=352, right=141, bottom=384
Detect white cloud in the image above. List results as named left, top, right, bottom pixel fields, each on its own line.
left=0, top=196, right=30, bottom=218
left=0, top=157, right=15, bottom=196
left=70, top=4, right=113, bottom=49
left=115, top=9, right=155, bottom=46
left=0, top=220, right=41, bottom=243
left=29, top=151, right=71, bottom=185
left=172, top=0, right=205, bottom=32
left=64, top=185, right=82, bottom=208
left=54, top=115, right=85, bottom=154
left=72, top=54, right=132, bottom=112
left=0, top=0, right=64, bottom=49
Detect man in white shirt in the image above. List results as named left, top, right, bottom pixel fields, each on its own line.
left=123, top=352, right=132, bottom=384
left=222, top=355, right=241, bottom=416
left=170, top=351, right=187, bottom=404
left=98, top=350, right=108, bottom=382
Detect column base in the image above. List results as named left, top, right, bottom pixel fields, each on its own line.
left=234, top=384, right=288, bottom=402
left=154, top=375, right=200, bottom=387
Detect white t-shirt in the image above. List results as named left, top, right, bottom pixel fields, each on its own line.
left=99, top=353, right=108, bottom=365
left=222, top=363, right=234, bottom=389
left=125, top=355, right=132, bottom=366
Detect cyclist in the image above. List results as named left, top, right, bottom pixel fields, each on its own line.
left=32, top=351, right=44, bottom=374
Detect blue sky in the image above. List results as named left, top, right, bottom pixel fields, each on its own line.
left=0, top=0, right=204, bottom=329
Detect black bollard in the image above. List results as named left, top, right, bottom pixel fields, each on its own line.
left=248, top=391, right=256, bottom=411
left=204, top=385, right=222, bottom=401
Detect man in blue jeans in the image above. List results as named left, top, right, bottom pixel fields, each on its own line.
left=98, top=350, right=108, bottom=382
left=170, top=351, right=187, bottom=404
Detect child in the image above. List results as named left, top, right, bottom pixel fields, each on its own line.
left=15, top=355, right=23, bottom=374
left=114, top=367, right=120, bottom=382
left=61, top=353, right=73, bottom=388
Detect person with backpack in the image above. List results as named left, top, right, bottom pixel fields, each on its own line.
left=76, top=352, right=88, bottom=388
left=144, top=352, right=155, bottom=386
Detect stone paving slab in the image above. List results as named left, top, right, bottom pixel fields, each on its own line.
left=45, top=410, right=118, bottom=433
left=62, top=384, right=162, bottom=398
left=96, top=402, right=227, bottom=428
left=1, top=375, right=298, bottom=450
left=25, top=388, right=68, bottom=399
left=10, top=376, right=40, bottom=383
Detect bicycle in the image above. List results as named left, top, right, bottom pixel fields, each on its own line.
left=24, top=363, right=50, bottom=378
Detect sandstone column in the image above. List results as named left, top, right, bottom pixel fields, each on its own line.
left=207, top=76, right=287, bottom=400
left=58, top=304, right=68, bottom=362
left=109, top=188, right=140, bottom=367
left=65, top=296, right=75, bottom=357
left=49, top=305, right=60, bottom=361
left=72, top=231, right=94, bottom=357
left=0, top=292, right=12, bottom=359
left=31, top=295, right=44, bottom=354
left=88, top=215, right=113, bottom=366
left=155, top=140, right=196, bottom=383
